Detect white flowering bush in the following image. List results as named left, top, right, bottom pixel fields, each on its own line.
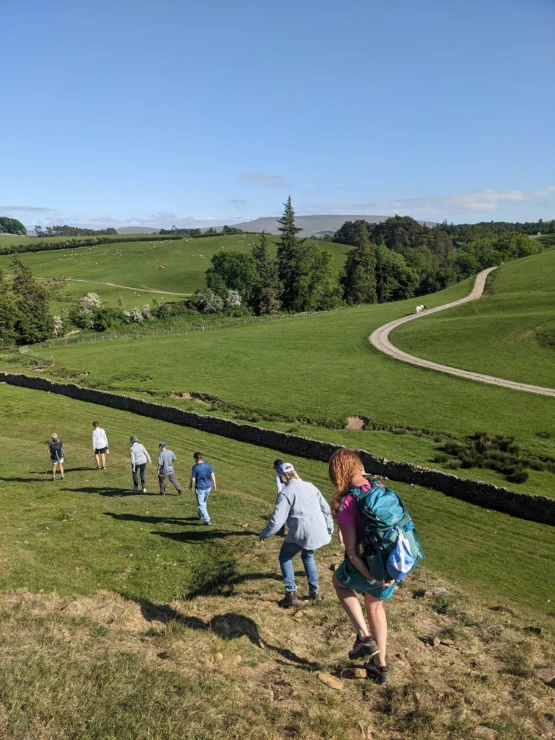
left=193, top=288, right=224, bottom=314
left=53, top=315, right=64, bottom=337
left=225, top=289, right=242, bottom=308
left=75, top=292, right=102, bottom=328
left=129, top=307, right=144, bottom=323
left=141, top=303, right=151, bottom=319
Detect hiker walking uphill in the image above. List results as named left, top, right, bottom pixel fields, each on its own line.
left=328, top=449, right=424, bottom=685
left=189, top=452, right=216, bottom=526
left=92, top=421, right=109, bottom=469
left=157, top=442, right=183, bottom=496
left=47, top=433, right=65, bottom=481
left=260, top=462, right=333, bottom=608
left=273, top=459, right=288, bottom=537
left=130, top=436, right=152, bottom=493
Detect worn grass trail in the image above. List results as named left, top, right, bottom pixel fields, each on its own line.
left=0, top=384, right=554, bottom=738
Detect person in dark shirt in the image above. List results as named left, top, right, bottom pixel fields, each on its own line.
left=47, top=433, right=65, bottom=481
left=189, top=452, right=216, bottom=526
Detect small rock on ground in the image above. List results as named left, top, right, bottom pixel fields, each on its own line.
left=318, top=672, right=344, bottom=691
left=474, top=726, right=499, bottom=739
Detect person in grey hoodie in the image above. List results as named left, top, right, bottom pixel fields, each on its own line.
left=129, top=436, right=152, bottom=493
left=260, top=462, right=333, bottom=608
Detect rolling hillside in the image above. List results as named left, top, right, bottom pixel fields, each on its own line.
left=392, top=249, right=555, bottom=389
left=232, top=214, right=438, bottom=236
left=0, top=234, right=352, bottom=310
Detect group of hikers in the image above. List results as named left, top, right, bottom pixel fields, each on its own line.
left=47, top=424, right=424, bottom=685
left=47, top=423, right=216, bottom=525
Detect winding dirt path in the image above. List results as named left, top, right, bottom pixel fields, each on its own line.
left=369, top=267, right=555, bottom=397
left=39, top=277, right=190, bottom=296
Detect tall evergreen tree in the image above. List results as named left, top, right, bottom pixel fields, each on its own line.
left=251, top=231, right=278, bottom=289
left=0, top=271, right=18, bottom=344
left=341, top=221, right=377, bottom=304
left=10, top=257, right=53, bottom=344
left=277, top=197, right=303, bottom=309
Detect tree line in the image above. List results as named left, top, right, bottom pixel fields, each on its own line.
left=159, top=225, right=244, bottom=237
left=34, top=225, right=120, bottom=237
left=203, top=201, right=546, bottom=313
left=440, top=218, right=555, bottom=238
left=0, top=259, right=53, bottom=344
left=0, top=217, right=27, bottom=236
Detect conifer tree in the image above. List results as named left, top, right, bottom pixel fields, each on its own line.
left=341, top=221, right=377, bottom=304
left=277, top=197, right=303, bottom=309
left=0, top=271, right=18, bottom=343
left=10, top=257, right=53, bottom=344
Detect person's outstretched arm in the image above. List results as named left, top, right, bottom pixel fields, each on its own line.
left=260, top=492, right=291, bottom=540
left=316, top=487, right=334, bottom=534
left=211, top=471, right=216, bottom=491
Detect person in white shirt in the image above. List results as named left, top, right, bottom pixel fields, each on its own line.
left=92, top=421, right=109, bottom=469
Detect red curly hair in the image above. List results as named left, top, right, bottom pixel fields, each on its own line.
left=329, top=448, right=365, bottom=518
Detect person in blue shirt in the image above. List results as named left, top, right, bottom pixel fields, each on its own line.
left=189, top=452, right=216, bottom=526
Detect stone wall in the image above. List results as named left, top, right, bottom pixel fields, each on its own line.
left=1, top=371, right=553, bottom=527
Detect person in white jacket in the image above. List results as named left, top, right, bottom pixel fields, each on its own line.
left=130, top=436, right=152, bottom=492
left=92, top=421, right=109, bottom=469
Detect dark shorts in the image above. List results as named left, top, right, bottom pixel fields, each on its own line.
left=95, top=447, right=107, bottom=454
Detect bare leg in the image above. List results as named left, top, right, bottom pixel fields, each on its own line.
left=333, top=574, right=369, bottom=637
left=363, top=593, right=388, bottom=666
left=95, top=453, right=101, bottom=468
left=52, top=463, right=56, bottom=479
left=59, top=463, right=64, bottom=479
left=100, top=453, right=106, bottom=468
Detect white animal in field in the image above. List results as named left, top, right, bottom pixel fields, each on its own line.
left=415, top=304, right=428, bottom=313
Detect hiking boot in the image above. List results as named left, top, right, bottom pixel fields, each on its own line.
left=349, top=635, right=380, bottom=660
left=309, top=590, right=323, bottom=602
left=365, top=660, right=390, bottom=685
left=279, top=592, right=298, bottom=608
left=178, top=490, right=182, bottom=496
left=203, top=521, right=211, bottom=526
left=133, top=486, right=139, bottom=491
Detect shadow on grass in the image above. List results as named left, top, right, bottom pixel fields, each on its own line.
left=131, top=597, right=320, bottom=672
left=105, top=513, right=203, bottom=526
left=67, top=486, right=162, bottom=497
left=153, top=530, right=258, bottom=543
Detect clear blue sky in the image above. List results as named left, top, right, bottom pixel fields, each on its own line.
left=1, top=0, right=554, bottom=229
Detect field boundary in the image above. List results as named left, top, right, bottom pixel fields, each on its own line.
left=1, top=371, right=553, bottom=526
left=370, top=266, right=555, bottom=397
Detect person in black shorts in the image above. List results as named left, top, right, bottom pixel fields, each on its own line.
left=47, top=433, right=65, bottom=481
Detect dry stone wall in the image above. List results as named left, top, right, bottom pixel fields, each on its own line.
left=1, top=371, right=553, bottom=527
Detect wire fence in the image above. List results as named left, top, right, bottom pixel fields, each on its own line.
left=32, top=306, right=358, bottom=350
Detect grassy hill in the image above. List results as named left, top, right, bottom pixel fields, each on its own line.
left=14, top=272, right=555, bottom=497
left=0, top=383, right=553, bottom=737
left=392, top=249, right=555, bottom=389
left=0, top=234, right=351, bottom=310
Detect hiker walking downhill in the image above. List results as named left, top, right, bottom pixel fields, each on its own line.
left=130, top=436, right=152, bottom=493
left=328, top=448, right=424, bottom=685
left=189, top=452, right=216, bottom=526
left=260, top=462, right=333, bottom=607
left=92, top=421, right=109, bottom=469
left=47, top=433, right=65, bottom=481
left=273, top=459, right=288, bottom=537
left=157, top=442, right=183, bottom=496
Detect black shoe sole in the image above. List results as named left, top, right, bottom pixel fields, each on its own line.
left=349, top=643, right=381, bottom=660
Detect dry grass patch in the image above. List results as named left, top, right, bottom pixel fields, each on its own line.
left=0, top=563, right=553, bottom=739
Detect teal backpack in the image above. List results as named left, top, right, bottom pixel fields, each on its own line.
left=353, top=479, right=424, bottom=583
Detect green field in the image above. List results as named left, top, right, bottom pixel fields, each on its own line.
left=392, top=249, right=555, bottom=388
left=1, top=383, right=553, bottom=615
left=0, top=234, right=351, bottom=310
left=30, top=274, right=555, bottom=471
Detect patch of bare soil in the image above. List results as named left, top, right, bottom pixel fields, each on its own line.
left=346, top=416, right=368, bottom=431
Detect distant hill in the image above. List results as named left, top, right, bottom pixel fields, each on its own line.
left=231, top=215, right=438, bottom=236
left=116, top=226, right=159, bottom=234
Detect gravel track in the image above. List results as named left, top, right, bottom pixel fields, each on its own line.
left=369, top=266, right=555, bottom=397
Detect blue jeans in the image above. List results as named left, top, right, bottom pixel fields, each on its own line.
left=278, top=542, right=319, bottom=594
left=132, top=463, right=147, bottom=489
left=196, top=487, right=211, bottom=524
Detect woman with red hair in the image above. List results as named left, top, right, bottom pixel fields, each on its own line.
left=329, top=448, right=396, bottom=684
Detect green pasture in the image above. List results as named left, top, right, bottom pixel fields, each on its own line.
left=0, top=383, right=553, bottom=618
left=0, top=234, right=351, bottom=309
left=392, top=249, right=555, bottom=388
left=31, top=275, right=555, bottom=466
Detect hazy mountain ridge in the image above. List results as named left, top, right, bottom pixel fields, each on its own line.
left=231, top=214, right=438, bottom=236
